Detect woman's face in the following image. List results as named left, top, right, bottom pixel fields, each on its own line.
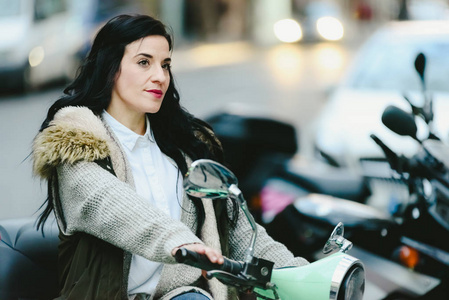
left=110, top=35, right=171, bottom=118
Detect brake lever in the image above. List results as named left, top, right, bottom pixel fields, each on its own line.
left=370, top=134, right=401, bottom=171
left=209, top=257, right=275, bottom=290
left=206, top=270, right=254, bottom=289
left=207, top=269, right=275, bottom=294
left=207, top=271, right=280, bottom=300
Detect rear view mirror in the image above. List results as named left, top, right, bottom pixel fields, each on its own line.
left=381, top=105, right=418, bottom=141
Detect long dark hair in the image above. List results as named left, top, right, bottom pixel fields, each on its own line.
left=37, top=15, right=235, bottom=241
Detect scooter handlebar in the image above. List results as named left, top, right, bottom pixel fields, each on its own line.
left=175, top=248, right=244, bottom=275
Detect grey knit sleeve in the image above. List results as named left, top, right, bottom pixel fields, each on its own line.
left=56, top=160, right=202, bottom=264
left=228, top=203, right=309, bottom=268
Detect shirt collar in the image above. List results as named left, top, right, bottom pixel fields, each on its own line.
left=102, top=110, right=153, bottom=151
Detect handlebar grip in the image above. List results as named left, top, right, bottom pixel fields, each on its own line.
left=175, top=248, right=244, bottom=275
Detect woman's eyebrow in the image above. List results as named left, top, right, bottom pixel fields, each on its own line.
left=135, top=53, right=171, bottom=62
left=135, top=53, right=152, bottom=58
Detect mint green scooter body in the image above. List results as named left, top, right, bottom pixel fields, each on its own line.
left=183, top=160, right=365, bottom=300
left=254, top=252, right=359, bottom=300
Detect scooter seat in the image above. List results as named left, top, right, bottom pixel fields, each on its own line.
left=0, top=217, right=59, bottom=299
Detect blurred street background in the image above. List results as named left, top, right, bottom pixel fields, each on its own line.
left=0, top=0, right=446, bottom=220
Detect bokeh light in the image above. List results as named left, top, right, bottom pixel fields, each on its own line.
left=273, top=19, right=303, bottom=43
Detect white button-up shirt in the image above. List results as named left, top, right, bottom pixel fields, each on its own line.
left=102, top=111, right=183, bottom=296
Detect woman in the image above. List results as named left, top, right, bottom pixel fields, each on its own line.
left=32, top=14, right=308, bottom=300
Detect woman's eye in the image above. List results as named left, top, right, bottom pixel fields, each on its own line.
left=162, top=63, right=171, bottom=70
left=138, top=59, right=149, bottom=66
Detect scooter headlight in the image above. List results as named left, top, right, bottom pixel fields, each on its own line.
left=330, top=256, right=365, bottom=300
left=338, top=264, right=365, bottom=300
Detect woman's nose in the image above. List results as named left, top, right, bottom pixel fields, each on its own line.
left=150, top=66, right=168, bottom=83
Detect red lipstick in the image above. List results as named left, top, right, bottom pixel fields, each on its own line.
left=147, top=89, right=163, bottom=98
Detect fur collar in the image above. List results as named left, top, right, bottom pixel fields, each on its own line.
left=33, top=106, right=111, bottom=179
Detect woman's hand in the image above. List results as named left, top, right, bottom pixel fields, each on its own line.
left=172, top=243, right=224, bottom=264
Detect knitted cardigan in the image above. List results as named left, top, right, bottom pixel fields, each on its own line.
left=32, top=106, right=309, bottom=299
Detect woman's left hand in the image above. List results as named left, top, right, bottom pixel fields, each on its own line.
left=171, top=243, right=224, bottom=264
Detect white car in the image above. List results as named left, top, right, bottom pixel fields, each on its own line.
left=0, top=0, right=85, bottom=91
left=408, top=0, right=449, bottom=20
left=308, top=20, right=449, bottom=174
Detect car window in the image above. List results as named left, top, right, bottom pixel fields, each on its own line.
left=0, top=0, right=21, bottom=18
left=348, top=35, right=449, bottom=93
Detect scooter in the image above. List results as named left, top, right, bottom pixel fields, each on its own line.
left=0, top=160, right=365, bottom=300
left=176, top=158, right=365, bottom=300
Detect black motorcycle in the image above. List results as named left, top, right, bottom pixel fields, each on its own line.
left=206, top=53, right=449, bottom=299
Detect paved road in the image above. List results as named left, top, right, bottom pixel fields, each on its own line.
left=0, top=90, right=59, bottom=220
left=0, top=41, right=357, bottom=220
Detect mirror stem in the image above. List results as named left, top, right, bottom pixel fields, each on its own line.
left=229, top=184, right=258, bottom=263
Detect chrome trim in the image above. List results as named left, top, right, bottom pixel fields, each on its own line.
left=329, top=255, right=363, bottom=300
